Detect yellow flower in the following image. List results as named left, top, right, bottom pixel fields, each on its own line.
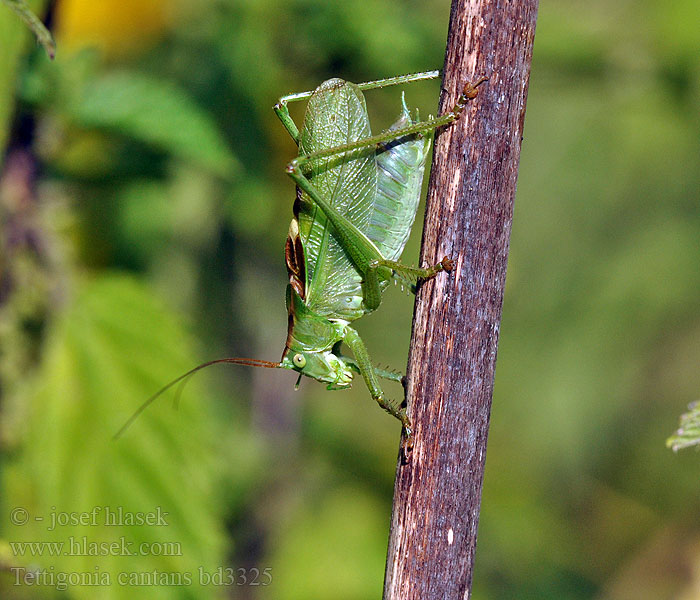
left=55, top=0, right=172, bottom=57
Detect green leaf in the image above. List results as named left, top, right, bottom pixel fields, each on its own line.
left=73, top=72, right=239, bottom=178
left=1, top=274, right=230, bottom=599
left=668, top=400, right=700, bottom=452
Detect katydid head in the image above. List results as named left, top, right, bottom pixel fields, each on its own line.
left=281, top=285, right=353, bottom=389
left=280, top=347, right=352, bottom=389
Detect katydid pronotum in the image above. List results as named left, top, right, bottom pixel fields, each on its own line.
left=116, top=70, right=487, bottom=445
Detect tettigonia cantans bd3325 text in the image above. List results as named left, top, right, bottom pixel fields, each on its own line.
left=116, top=70, right=487, bottom=446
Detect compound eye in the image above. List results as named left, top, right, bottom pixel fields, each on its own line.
left=292, top=353, right=306, bottom=368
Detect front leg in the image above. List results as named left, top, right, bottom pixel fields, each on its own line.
left=344, top=327, right=412, bottom=442
left=274, top=87, right=320, bottom=143
left=340, top=354, right=404, bottom=384
left=273, top=101, right=300, bottom=144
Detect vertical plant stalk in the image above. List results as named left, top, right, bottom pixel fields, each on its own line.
left=383, top=1, right=539, bottom=599
left=0, top=0, right=50, bottom=154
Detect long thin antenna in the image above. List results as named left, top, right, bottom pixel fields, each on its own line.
left=113, top=358, right=280, bottom=440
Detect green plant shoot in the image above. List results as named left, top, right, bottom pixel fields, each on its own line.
left=116, top=70, right=487, bottom=444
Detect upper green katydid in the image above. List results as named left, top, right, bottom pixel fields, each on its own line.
left=116, top=70, right=487, bottom=443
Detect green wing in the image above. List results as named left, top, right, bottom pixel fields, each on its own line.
left=368, top=99, right=431, bottom=261
left=296, top=79, right=377, bottom=321
left=294, top=81, right=431, bottom=322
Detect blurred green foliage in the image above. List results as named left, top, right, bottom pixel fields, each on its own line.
left=0, top=0, right=699, bottom=599
left=668, top=401, right=700, bottom=452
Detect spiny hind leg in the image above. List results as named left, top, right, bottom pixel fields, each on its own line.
left=352, top=70, right=440, bottom=93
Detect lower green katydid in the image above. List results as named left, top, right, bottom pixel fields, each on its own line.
left=115, top=70, right=487, bottom=443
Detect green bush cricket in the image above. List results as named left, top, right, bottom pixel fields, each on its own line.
left=116, top=70, right=487, bottom=444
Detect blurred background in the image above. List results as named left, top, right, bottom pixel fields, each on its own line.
left=0, top=0, right=698, bottom=598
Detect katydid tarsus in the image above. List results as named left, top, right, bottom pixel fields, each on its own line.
left=115, top=70, right=487, bottom=444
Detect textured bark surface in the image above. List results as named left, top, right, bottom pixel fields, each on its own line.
left=383, top=1, right=539, bottom=599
